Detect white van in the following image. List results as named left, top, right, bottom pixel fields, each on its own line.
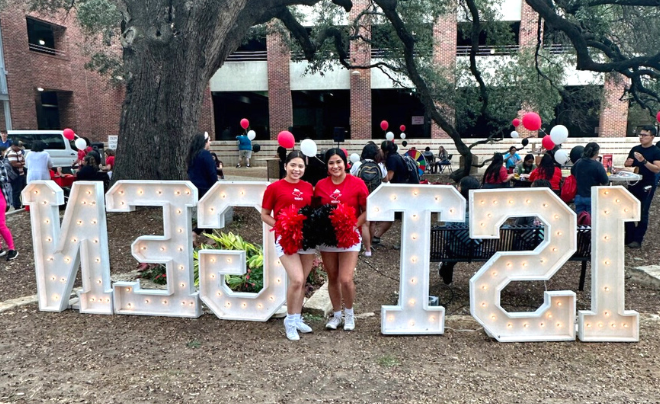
left=7, top=130, right=79, bottom=168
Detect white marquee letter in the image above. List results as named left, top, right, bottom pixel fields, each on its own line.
left=469, top=189, right=577, bottom=342
left=23, top=181, right=112, bottom=314
left=197, top=182, right=287, bottom=321
left=368, top=184, right=465, bottom=334
left=106, top=181, right=201, bottom=317
left=578, top=186, right=640, bottom=341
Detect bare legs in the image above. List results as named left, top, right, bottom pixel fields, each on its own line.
left=321, top=251, right=358, bottom=311
left=280, top=253, right=315, bottom=314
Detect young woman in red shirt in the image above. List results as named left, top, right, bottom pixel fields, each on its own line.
left=261, top=151, right=316, bottom=341
left=529, top=153, right=562, bottom=192
left=314, top=149, right=368, bottom=331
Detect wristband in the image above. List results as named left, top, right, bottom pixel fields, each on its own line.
left=642, top=160, right=648, bottom=165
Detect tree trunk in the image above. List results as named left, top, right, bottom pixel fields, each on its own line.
left=112, top=0, right=249, bottom=181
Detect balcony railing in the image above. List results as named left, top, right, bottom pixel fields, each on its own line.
left=29, top=43, right=66, bottom=57
left=224, top=44, right=573, bottom=63
left=226, top=50, right=268, bottom=62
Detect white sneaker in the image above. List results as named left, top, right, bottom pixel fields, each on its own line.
left=326, top=315, right=343, bottom=330
left=344, top=313, right=355, bottom=331
left=284, top=320, right=300, bottom=341
left=296, top=318, right=313, bottom=333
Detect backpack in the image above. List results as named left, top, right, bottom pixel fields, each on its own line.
left=560, top=174, right=577, bottom=203
left=356, top=160, right=382, bottom=194
left=400, top=154, right=420, bottom=184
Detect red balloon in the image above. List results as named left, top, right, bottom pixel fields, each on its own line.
left=656, top=111, right=660, bottom=123
left=277, top=131, right=295, bottom=149
left=240, top=118, right=249, bottom=130
left=512, top=118, right=520, bottom=127
left=400, top=125, right=406, bottom=132
left=541, top=135, right=555, bottom=151
left=522, top=113, right=542, bottom=131
left=380, top=120, right=389, bottom=131
left=63, top=128, right=75, bottom=140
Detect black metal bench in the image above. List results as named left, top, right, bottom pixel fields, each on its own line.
left=430, top=224, right=592, bottom=291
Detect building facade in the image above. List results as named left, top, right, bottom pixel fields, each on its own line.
left=0, top=1, right=630, bottom=143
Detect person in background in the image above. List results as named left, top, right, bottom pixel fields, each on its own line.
left=624, top=125, right=660, bottom=248
left=515, top=154, right=536, bottom=175
left=423, top=147, right=435, bottom=172
left=0, top=130, right=11, bottom=149
left=439, top=176, right=480, bottom=285
left=314, top=148, right=368, bottom=331
left=236, top=132, right=252, bottom=168
left=0, top=155, right=18, bottom=260
left=571, top=142, right=608, bottom=215
left=100, top=149, right=115, bottom=179
left=371, top=140, right=407, bottom=245
left=261, top=151, right=316, bottom=341
left=503, top=146, right=522, bottom=173
left=25, top=141, right=52, bottom=183
left=482, top=153, right=514, bottom=189
left=210, top=152, right=224, bottom=180
left=187, top=132, right=217, bottom=245
left=350, top=142, right=387, bottom=257
left=277, top=146, right=287, bottom=179
left=529, top=153, right=562, bottom=192
left=6, top=142, right=26, bottom=209
left=437, top=146, right=448, bottom=162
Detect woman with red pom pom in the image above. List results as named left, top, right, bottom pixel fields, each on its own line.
left=261, top=150, right=316, bottom=341
left=314, top=148, right=368, bottom=331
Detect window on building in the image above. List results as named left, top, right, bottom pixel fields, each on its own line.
left=542, top=22, right=570, bottom=54
left=456, top=21, right=519, bottom=56
left=292, top=90, right=350, bottom=140
left=36, top=91, right=61, bottom=130
left=372, top=89, right=429, bottom=138
left=212, top=91, right=270, bottom=139
left=27, top=17, right=65, bottom=56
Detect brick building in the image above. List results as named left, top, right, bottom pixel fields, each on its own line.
left=0, top=5, right=124, bottom=142
left=212, top=0, right=629, bottom=141
left=0, top=0, right=630, bottom=143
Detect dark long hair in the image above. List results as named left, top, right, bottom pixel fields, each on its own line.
left=186, top=132, right=208, bottom=168
left=285, top=150, right=306, bottom=165
left=483, top=153, right=504, bottom=184
left=360, top=143, right=379, bottom=161
left=582, top=142, right=600, bottom=159
left=324, top=148, right=347, bottom=169
left=537, top=153, right=555, bottom=180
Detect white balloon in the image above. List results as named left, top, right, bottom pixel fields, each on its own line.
left=350, top=153, right=360, bottom=163
left=300, top=139, right=317, bottom=157
left=554, top=149, right=569, bottom=165
left=510, top=131, right=520, bottom=138
left=550, top=125, right=569, bottom=145
left=247, top=130, right=256, bottom=141
left=75, top=138, right=87, bottom=151
left=386, top=132, right=394, bottom=141
left=400, top=133, right=407, bottom=139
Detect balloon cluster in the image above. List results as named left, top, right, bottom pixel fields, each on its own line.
left=513, top=113, right=574, bottom=165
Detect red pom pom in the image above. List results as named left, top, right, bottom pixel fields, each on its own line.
left=329, top=203, right=359, bottom=248
left=272, top=205, right=307, bottom=255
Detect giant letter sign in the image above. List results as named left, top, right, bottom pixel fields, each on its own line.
left=469, top=188, right=577, bottom=342
left=106, top=181, right=201, bottom=317
left=197, top=182, right=287, bottom=321
left=368, top=184, right=465, bottom=334
left=578, top=186, right=640, bottom=341
left=23, top=181, right=113, bottom=314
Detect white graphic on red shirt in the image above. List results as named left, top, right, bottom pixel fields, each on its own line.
left=330, top=189, right=342, bottom=203
left=292, top=188, right=303, bottom=201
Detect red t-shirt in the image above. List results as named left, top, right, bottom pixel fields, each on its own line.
left=262, top=179, right=314, bottom=218
left=314, top=174, right=368, bottom=217
left=106, top=156, right=115, bottom=169
left=529, top=167, right=562, bottom=190
left=484, top=166, right=509, bottom=184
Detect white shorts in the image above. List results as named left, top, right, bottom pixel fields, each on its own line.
left=318, top=234, right=362, bottom=253
left=239, top=150, right=252, bottom=159
left=275, top=236, right=317, bottom=258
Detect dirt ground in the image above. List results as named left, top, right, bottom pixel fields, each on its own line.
left=1, top=169, right=660, bottom=403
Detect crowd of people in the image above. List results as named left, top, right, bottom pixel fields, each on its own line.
left=0, top=130, right=117, bottom=262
